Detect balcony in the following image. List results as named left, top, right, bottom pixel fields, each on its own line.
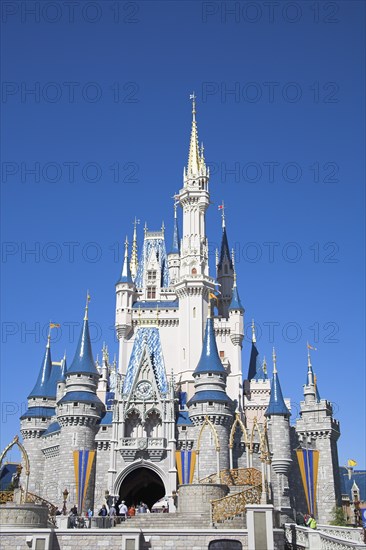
left=119, top=437, right=167, bottom=461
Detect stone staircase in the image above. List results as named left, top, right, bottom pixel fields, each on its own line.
left=114, top=511, right=246, bottom=530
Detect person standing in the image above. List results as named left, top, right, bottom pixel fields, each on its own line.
left=119, top=500, right=128, bottom=521
left=109, top=504, right=117, bottom=527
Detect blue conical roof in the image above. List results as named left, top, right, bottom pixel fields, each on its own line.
left=67, top=318, right=98, bottom=375
left=265, top=370, right=290, bottom=417
left=193, top=317, right=227, bottom=375
left=117, top=243, right=133, bottom=283
left=247, top=342, right=259, bottom=381
left=218, top=227, right=233, bottom=270
left=229, top=285, right=244, bottom=311
left=59, top=357, right=67, bottom=382
left=28, top=342, right=53, bottom=398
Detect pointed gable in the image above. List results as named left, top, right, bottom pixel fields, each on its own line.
left=122, top=327, right=168, bottom=395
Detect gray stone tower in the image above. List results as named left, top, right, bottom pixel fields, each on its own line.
left=187, top=306, right=234, bottom=480
left=20, top=336, right=55, bottom=495
left=265, top=349, right=292, bottom=521
left=56, top=300, right=104, bottom=512
left=295, top=349, right=341, bottom=524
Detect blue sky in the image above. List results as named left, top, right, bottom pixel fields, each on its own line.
left=1, top=1, right=365, bottom=468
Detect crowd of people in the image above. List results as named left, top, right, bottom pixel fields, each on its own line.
left=65, top=499, right=167, bottom=528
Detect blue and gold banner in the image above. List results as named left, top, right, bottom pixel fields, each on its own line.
left=296, top=448, right=319, bottom=515
left=176, top=450, right=196, bottom=485
left=73, top=450, right=95, bottom=513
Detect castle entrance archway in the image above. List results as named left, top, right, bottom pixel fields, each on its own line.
left=118, top=467, right=165, bottom=510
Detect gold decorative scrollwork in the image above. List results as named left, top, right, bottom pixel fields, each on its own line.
left=211, top=484, right=262, bottom=524
left=200, top=467, right=262, bottom=486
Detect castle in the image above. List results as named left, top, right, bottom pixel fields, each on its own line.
left=19, top=98, right=341, bottom=525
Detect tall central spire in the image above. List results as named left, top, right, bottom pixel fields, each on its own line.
left=187, top=92, right=201, bottom=176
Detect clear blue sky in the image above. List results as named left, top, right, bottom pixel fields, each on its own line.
left=1, top=1, right=365, bottom=468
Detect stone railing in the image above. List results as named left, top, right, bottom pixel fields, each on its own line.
left=200, top=467, right=262, bottom=487
left=0, top=491, right=14, bottom=504
left=285, top=524, right=366, bottom=550
left=317, top=526, right=364, bottom=544
left=211, top=484, right=262, bottom=524
left=120, top=437, right=166, bottom=449
left=24, top=490, right=58, bottom=526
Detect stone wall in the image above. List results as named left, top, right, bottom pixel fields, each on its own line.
left=0, top=528, right=252, bottom=550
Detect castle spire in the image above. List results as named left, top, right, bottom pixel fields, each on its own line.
left=28, top=337, right=53, bottom=398
left=247, top=320, right=259, bottom=381
left=187, top=92, right=201, bottom=177
left=170, top=199, right=180, bottom=253
left=130, top=218, right=139, bottom=279
left=251, top=318, right=256, bottom=343
left=84, top=291, right=90, bottom=321
left=68, top=299, right=99, bottom=375
left=228, top=249, right=244, bottom=312
left=193, top=314, right=226, bottom=376
left=305, top=343, right=321, bottom=402
left=265, top=349, right=290, bottom=417
left=118, top=236, right=133, bottom=283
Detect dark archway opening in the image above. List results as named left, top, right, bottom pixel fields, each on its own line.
left=119, top=467, right=165, bottom=510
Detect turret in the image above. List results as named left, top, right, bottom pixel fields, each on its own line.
left=188, top=303, right=234, bottom=479
left=56, top=353, right=67, bottom=402
left=167, top=200, right=181, bottom=284
left=244, top=321, right=271, bottom=429
left=228, top=250, right=244, bottom=346
left=176, top=95, right=216, bottom=377
left=265, top=349, right=292, bottom=520
left=57, top=296, right=104, bottom=513
left=217, top=205, right=234, bottom=318
left=295, top=346, right=341, bottom=524
left=20, top=332, right=56, bottom=494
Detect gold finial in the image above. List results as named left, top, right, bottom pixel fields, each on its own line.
left=251, top=319, right=256, bottom=344
left=48, top=321, right=60, bottom=346
left=84, top=291, right=91, bottom=321
left=272, top=347, right=277, bottom=374
left=263, top=356, right=267, bottom=375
